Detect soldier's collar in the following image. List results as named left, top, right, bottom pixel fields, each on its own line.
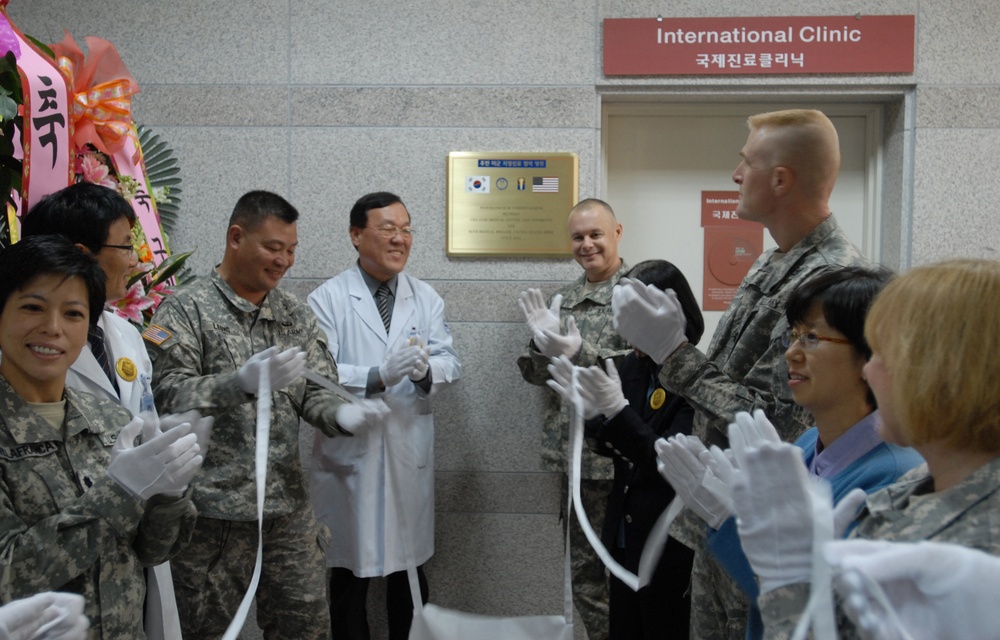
left=0, top=376, right=65, bottom=444
left=564, top=261, right=630, bottom=306
left=63, top=388, right=115, bottom=438
left=211, top=269, right=270, bottom=314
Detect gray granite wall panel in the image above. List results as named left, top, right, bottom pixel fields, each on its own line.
left=290, top=0, right=597, bottom=86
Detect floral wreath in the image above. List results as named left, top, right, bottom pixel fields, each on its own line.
left=0, top=15, right=192, bottom=330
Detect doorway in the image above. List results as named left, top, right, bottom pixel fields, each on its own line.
left=602, top=102, right=882, bottom=342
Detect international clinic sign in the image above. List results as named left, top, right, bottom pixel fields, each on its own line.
left=604, top=15, right=914, bottom=75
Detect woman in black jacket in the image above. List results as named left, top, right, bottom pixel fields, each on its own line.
left=554, top=259, right=704, bottom=640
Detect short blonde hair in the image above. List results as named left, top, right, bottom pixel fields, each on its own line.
left=866, top=259, right=1000, bottom=452
left=747, top=109, right=840, bottom=197
left=747, top=108, right=834, bottom=132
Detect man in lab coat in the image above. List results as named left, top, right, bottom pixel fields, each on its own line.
left=308, top=191, right=461, bottom=640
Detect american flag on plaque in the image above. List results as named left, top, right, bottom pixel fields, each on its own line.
left=532, top=176, right=559, bottom=193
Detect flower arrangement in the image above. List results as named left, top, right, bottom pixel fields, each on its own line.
left=114, top=250, right=191, bottom=326
left=0, top=17, right=196, bottom=330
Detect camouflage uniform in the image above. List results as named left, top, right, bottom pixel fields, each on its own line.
left=0, top=376, right=197, bottom=639
left=759, top=456, right=1000, bottom=639
left=517, top=260, right=632, bottom=640
left=659, top=216, right=868, bottom=639
left=147, top=270, right=348, bottom=640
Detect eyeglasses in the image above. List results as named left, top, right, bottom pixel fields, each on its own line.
left=102, top=243, right=137, bottom=259
left=368, top=225, right=414, bottom=239
left=780, top=329, right=852, bottom=350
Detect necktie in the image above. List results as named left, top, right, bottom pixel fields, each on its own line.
left=88, top=324, right=119, bottom=391
left=375, top=283, right=392, bottom=332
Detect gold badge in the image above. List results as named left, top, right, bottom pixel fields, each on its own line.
left=115, top=357, right=138, bottom=382
left=650, top=388, right=666, bottom=410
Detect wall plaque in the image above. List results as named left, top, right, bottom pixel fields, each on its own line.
left=446, top=152, right=578, bottom=257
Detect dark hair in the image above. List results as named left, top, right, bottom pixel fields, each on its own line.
left=786, top=266, right=894, bottom=361
left=0, top=236, right=107, bottom=327
left=22, top=182, right=135, bottom=253
left=229, top=190, right=299, bottom=231
left=624, top=260, right=705, bottom=346
left=349, top=192, right=407, bottom=229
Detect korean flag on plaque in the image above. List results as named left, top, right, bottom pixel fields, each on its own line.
left=466, top=176, right=490, bottom=193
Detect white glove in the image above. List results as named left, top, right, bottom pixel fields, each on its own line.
left=0, top=592, right=87, bottom=640
left=518, top=288, right=562, bottom=336
left=546, top=355, right=598, bottom=419
left=107, top=417, right=202, bottom=500
left=141, top=410, right=215, bottom=462
left=408, top=346, right=430, bottom=381
left=826, top=540, right=1000, bottom=640
left=833, top=488, right=868, bottom=538
left=577, top=358, right=628, bottom=418
left=655, top=434, right=734, bottom=529
left=335, top=398, right=391, bottom=434
left=729, top=409, right=783, bottom=448
left=237, top=346, right=306, bottom=394
left=611, top=279, right=687, bottom=364
left=533, top=315, right=583, bottom=359
left=379, top=343, right=425, bottom=387
left=728, top=410, right=828, bottom=594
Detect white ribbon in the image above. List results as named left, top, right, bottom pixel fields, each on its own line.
left=567, top=368, right=682, bottom=592
left=220, top=364, right=271, bottom=640
left=792, top=479, right=838, bottom=640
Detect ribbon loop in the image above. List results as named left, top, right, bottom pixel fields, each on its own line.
left=53, top=33, right=139, bottom=155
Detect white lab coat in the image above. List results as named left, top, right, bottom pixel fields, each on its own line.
left=66, top=310, right=153, bottom=415
left=307, top=265, right=461, bottom=577
left=65, top=309, right=181, bottom=640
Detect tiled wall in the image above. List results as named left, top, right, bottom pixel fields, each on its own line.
left=9, top=1, right=1000, bottom=637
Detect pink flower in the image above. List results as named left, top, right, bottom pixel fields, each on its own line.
left=111, top=280, right=155, bottom=324
left=77, top=153, right=118, bottom=189
left=146, top=280, right=175, bottom=313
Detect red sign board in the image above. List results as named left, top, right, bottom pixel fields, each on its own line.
left=604, top=15, right=914, bottom=76
left=700, top=190, right=758, bottom=228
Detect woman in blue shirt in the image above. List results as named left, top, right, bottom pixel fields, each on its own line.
left=706, top=266, right=925, bottom=639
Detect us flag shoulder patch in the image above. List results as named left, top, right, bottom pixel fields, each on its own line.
left=143, top=324, right=172, bottom=345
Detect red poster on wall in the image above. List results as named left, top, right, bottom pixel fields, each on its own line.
left=701, top=191, right=763, bottom=311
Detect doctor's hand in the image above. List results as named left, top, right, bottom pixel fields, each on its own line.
left=107, top=417, right=202, bottom=500
left=533, top=315, right=583, bottom=359
left=611, top=278, right=687, bottom=364
left=379, top=343, right=426, bottom=388
left=237, top=346, right=306, bottom=394
left=408, top=346, right=430, bottom=381
left=335, top=398, right=391, bottom=434
left=0, top=591, right=88, bottom=640
left=825, top=540, right=1000, bottom=640
left=518, top=288, right=562, bottom=336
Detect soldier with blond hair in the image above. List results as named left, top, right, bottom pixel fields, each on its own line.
left=613, top=109, right=869, bottom=638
